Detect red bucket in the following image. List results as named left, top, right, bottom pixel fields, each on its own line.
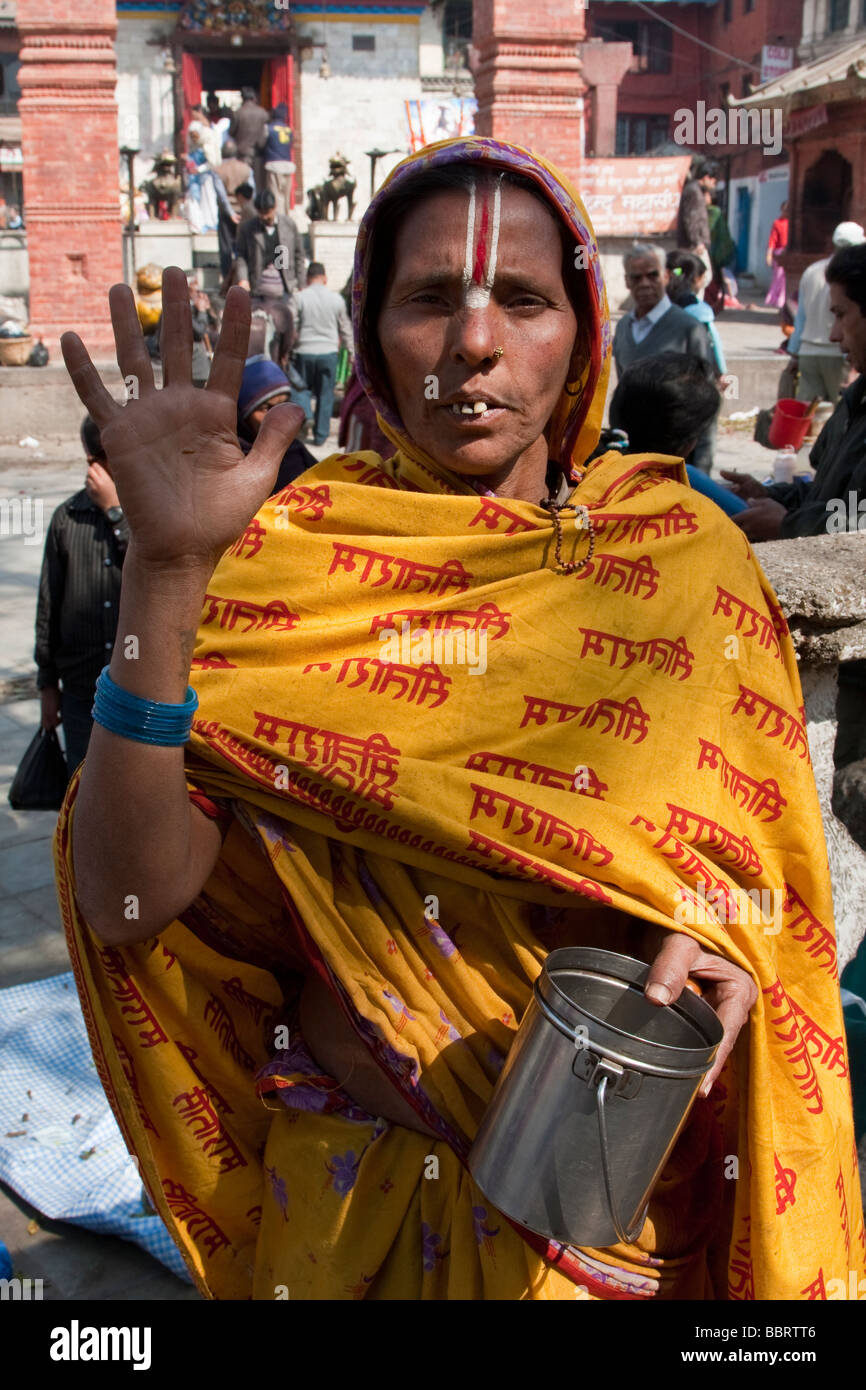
left=768, top=398, right=812, bottom=450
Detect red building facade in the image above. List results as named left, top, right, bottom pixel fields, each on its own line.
left=17, top=0, right=123, bottom=356
left=473, top=0, right=587, bottom=174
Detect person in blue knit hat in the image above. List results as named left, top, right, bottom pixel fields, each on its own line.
left=238, top=356, right=316, bottom=492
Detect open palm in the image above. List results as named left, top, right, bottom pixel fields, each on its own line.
left=61, top=266, right=304, bottom=571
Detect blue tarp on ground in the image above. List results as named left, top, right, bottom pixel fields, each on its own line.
left=0, top=970, right=190, bottom=1281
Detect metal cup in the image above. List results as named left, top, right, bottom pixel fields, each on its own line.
left=468, top=947, right=724, bottom=1248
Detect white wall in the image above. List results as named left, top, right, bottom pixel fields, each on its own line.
left=729, top=164, right=789, bottom=286
left=113, top=17, right=423, bottom=225
left=753, top=165, right=790, bottom=285
left=115, top=19, right=176, bottom=193
left=298, top=21, right=423, bottom=223
left=418, top=4, right=446, bottom=77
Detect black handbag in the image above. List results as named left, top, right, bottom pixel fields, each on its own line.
left=8, top=726, right=70, bottom=811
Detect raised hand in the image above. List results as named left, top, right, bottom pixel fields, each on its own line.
left=60, top=266, right=304, bottom=573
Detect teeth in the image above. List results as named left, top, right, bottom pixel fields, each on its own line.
left=451, top=401, right=489, bottom=415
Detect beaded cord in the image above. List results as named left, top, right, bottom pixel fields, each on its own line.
left=539, top=498, right=596, bottom=575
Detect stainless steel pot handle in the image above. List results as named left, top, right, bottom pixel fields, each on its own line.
left=596, top=1073, right=647, bottom=1247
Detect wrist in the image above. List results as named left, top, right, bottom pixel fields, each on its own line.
left=125, top=544, right=216, bottom=588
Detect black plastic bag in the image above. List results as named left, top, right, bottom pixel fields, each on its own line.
left=27, top=339, right=49, bottom=367
left=8, top=726, right=70, bottom=810
left=753, top=407, right=774, bottom=449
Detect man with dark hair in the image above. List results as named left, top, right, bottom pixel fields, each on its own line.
left=228, top=85, right=269, bottom=180
left=608, top=352, right=745, bottom=518
left=676, top=157, right=719, bottom=266
left=235, top=188, right=304, bottom=297
left=293, top=261, right=354, bottom=446
left=722, top=242, right=866, bottom=541
left=35, top=417, right=130, bottom=771
left=206, top=90, right=231, bottom=133
left=235, top=188, right=304, bottom=372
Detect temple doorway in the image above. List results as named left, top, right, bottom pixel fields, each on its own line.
left=201, top=56, right=266, bottom=103
left=800, top=149, right=852, bottom=253
left=177, top=44, right=297, bottom=205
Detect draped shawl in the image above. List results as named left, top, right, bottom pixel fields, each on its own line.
left=55, top=138, right=863, bottom=1301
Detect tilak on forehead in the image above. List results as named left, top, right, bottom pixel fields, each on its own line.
left=462, top=176, right=503, bottom=309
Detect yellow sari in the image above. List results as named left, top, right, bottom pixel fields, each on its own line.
left=55, top=138, right=863, bottom=1300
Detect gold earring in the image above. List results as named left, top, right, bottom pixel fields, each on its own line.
left=492, top=346, right=504, bottom=360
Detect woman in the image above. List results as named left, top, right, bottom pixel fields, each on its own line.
left=185, top=124, right=219, bottom=234
left=765, top=201, right=789, bottom=310
left=57, top=138, right=861, bottom=1300
left=666, top=250, right=726, bottom=376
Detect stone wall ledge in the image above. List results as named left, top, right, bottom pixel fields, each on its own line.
left=756, top=533, right=866, bottom=969
left=755, top=532, right=866, bottom=663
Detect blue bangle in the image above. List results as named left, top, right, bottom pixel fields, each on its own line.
left=91, top=666, right=199, bottom=746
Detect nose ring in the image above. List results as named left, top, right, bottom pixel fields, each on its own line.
left=492, top=346, right=504, bottom=360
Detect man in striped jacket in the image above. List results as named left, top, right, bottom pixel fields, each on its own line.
left=35, top=416, right=130, bottom=772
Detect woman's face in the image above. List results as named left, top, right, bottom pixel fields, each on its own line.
left=376, top=184, right=578, bottom=486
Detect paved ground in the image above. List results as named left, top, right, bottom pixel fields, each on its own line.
left=0, top=307, right=800, bottom=1298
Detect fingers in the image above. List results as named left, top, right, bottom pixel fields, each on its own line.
left=654, top=938, right=757, bottom=1097
left=60, top=332, right=121, bottom=429
left=248, top=403, right=306, bottom=479
left=719, top=469, right=748, bottom=496
left=108, top=283, right=155, bottom=398
left=644, top=931, right=757, bottom=1098
left=160, top=265, right=193, bottom=389
left=697, top=980, right=756, bottom=1095
left=644, top=930, right=699, bottom=1007
left=207, top=285, right=251, bottom=400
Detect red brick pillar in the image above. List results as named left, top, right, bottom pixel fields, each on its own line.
left=473, top=0, right=586, bottom=177
left=17, top=0, right=122, bottom=357
left=578, top=39, right=633, bottom=158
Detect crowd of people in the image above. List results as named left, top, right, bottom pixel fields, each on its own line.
left=132, top=96, right=354, bottom=450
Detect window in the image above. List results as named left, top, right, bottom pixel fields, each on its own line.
left=615, top=114, right=670, bottom=156
left=443, top=0, right=472, bottom=70
left=742, top=73, right=752, bottom=97
left=719, top=81, right=730, bottom=105
left=744, top=0, right=754, bottom=12
left=352, top=34, right=375, bottom=51
left=605, top=20, right=672, bottom=74
left=829, top=0, right=851, bottom=30
left=0, top=55, right=20, bottom=114
left=723, top=0, right=732, bottom=23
